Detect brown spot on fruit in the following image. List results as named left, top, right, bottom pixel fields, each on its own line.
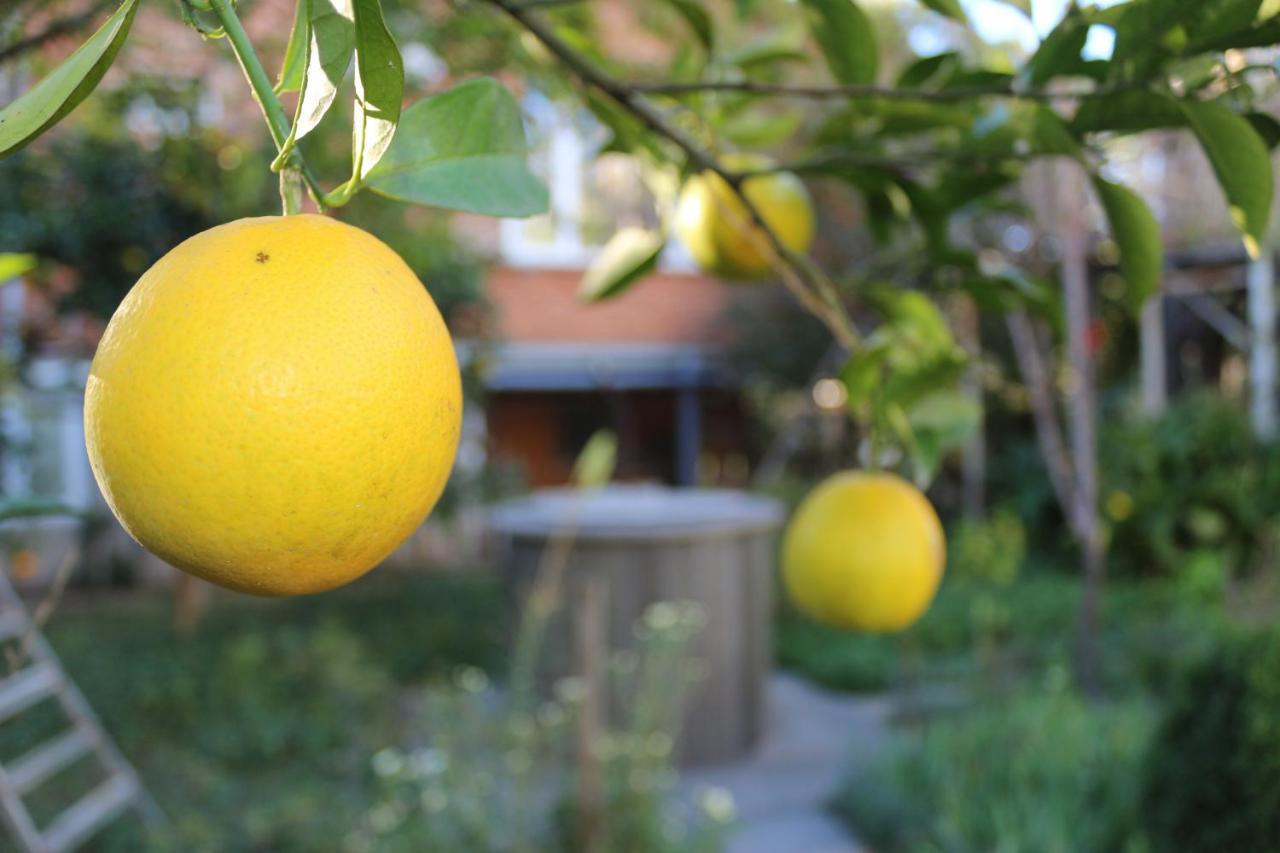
left=256, top=252, right=270, bottom=264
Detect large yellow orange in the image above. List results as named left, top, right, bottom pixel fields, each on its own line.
left=84, top=215, right=462, bottom=596
left=782, top=471, right=945, bottom=632
left=673, top=155, right=815, bottom=280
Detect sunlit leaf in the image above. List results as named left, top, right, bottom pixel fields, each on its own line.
left=281, top=0, right=355, bottom=150
left=276, top=0, right=309, bottom=93
left=896, top=52, right=959, bottom=88
left=1181, top=99, right=1274, bottom=255
left=573, top=431, right=618, bottom=489
left=0, top=254, right=37, bottom=282
left=723, top=29, right=808, bottom=71
left=1026, top=11, right=1090, bottom=86
left=0, top=0, right=139, bottom=158
left=579, top=228, right=665, bottom=302
left=348, top=0, right=404, bottom=182
left=1093, top=176, right=1163, bottom=310
left=799, top=0, right=878, bottom=85
left=365, top=78, right=548, bottom=217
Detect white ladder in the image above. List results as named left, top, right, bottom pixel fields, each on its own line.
left=0, top=571, right=161, bottom=852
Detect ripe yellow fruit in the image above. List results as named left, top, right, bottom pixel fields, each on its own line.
left=782, top=471, right=945, bottom=632
left=84, top=215, right=462, bottom=596
left=673, top=155, right=815, bottom=281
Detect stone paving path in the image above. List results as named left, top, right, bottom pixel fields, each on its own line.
left=680, top=674, right=895, bottom=853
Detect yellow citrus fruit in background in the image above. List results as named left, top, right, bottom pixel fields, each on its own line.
left=673, top=154, right=815, bottom=280
left=782, top=471, right=946, bottom=632
left=84, top=215, right=462, bottom=596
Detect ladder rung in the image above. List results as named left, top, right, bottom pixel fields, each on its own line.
left=41, top=774, right=138, bottom=853
left=0, top=662, right=58, bottom=721
left=9, top=727, right=97, bottom=794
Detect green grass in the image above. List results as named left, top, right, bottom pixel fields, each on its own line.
left=5, top=570, right=505, bottom=852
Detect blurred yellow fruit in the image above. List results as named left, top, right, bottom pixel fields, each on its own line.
left=1105, top=490, right=1135, bottom=522
left=85, top=215, right=462, bottom=596
left=673, top=155, right=815, bottom=280
left=782, top=471, right=946, bottom=632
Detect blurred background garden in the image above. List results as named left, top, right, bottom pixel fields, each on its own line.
left=3, top=0, right=1280, bottom=850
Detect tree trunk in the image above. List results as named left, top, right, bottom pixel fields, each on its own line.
left=1249, top=244, right=1277, bottom=441
left=1140, top=296, right=1168, bottom=417
left=1058, top=167, right=1105, bottom=696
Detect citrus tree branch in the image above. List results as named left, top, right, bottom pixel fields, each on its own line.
left=630, top=79, right=1134, bottom=103
left=206, top=0, right=325, bottom=212
left=484, top=0, right=859, bottom=349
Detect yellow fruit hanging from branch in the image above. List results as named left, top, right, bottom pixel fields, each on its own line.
left=84, top=215, right=462, bottom=596
left=782, top=471, right=946, bottom=632
left=674, top=155, right=815, bottom=281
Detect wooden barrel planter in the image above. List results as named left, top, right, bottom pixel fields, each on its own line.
left=487, top=485, right=782, bottom=766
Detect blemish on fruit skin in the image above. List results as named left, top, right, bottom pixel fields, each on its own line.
left=255, top=252, right=270, bottom=264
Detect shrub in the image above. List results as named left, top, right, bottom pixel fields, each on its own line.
left=1101, top=394, right=1280, bottom=581
left=1141, top=626, right=1280, bottom=853
left=839, top=676, right=1155, bottom=852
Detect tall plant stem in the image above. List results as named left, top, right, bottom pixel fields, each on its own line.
left=206, top=0, right=325, bottom=213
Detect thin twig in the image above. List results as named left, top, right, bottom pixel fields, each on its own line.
left=631, top=79, right=1131, bottom=103
left=485, top=0, right=858, bottom=349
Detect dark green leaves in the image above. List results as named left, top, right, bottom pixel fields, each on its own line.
left=0, top=0, right=139, bottom=158
left=579, top=228, right=665, bottom=302
left=799, top=0, right=878, bottom=85
left=1181, top=99, right=1274, bottom=255
left=348, top=0, right=404, bottom=183
left=365, top=78, right=548, bottom=217
left=1071, top=91, right=1185, bottom=135
left=1093, top=177, right=1163, bottom=309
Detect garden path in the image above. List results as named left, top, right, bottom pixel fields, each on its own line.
left=680, top=673, right=893, bottom=853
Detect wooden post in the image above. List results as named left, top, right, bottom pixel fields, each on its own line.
left=1140, top=295, right=1168, bottom=417
left=1249, top=245, right=1277, bottom=440
left=573, top=572, right=607, bottom=852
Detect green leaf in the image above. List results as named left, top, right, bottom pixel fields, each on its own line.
left=896, top=52, right=959, bottom=88
left=276, top=0, right=309, bottom=94
left=659, top=0, right=714, bottom=51
left=992, top=0, right=1031, bottom=13
left=840, top=344, right=891, bottom=410
left=0, top=254, right=37, bottom=282
left=799, top=0, right=878, bottom=85
left=1246, top=112, right=1280, bottom=149
left=579, top=228, right=665, bottom=302
left=918, top=0, right=967, bottom=23
left=720, top=108, right=804, bottom=147
left=1030, top=106, right=1081, bottom=157
left=281, top=0, right=356, bottom=151
left=0, top=0, right=139, bottom=158
left=1093, top=176, right=1164, bottom=310
left=348, top=0, right=404, bottom=183
left=365, top=78, right=549, bottom=217
left=1180, top=99, right=1274, bottom=255
left=1071, top=91, right=1184, bottom=135
left=723, top=29, right=808, bottom=71
left=573, top=431, right=618, bottom=489
left=1027, top=11, right=1090, bottom=86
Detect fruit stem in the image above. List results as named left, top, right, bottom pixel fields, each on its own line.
left=206, top=0, right=326, bottom=213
